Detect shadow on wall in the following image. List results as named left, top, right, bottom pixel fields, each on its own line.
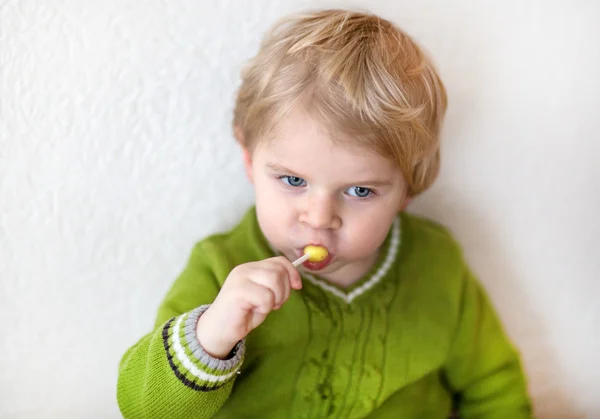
left=409, top=194, right=585, bottom=419
left=401, top=16, right=584, bottom=415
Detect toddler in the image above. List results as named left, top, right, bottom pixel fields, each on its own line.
left=117, top=9, right=532, bottom=418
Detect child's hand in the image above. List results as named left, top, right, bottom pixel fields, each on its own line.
left=196, top=256, right=302, bottom=359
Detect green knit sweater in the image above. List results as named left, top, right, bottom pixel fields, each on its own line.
left=117, top=208, right=532, bottom=418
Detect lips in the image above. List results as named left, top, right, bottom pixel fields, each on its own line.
left=302, top=253, right=333, bottom=271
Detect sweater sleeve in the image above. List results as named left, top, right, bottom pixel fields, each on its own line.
left=117, top=243, right=244, bottom=418
left=443, top=267, right=533, bottom=419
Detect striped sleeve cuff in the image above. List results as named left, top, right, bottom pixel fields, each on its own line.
left=162, top=305, right=245, bottom=392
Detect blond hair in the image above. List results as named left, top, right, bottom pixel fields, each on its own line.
left=233, top=9, right=447, bottom=196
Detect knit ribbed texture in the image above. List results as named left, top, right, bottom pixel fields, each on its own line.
left=117, top=207, right=532, bottom=418
left=161, top=305, right=245, bottom=391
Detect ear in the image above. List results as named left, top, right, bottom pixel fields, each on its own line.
left=242, top=147, right=254, bottom=184
left=398, top=180, right=412, bottom=211
left=234, top=125, right=244, bottom=144
left=400, top=196, right=412, bottom=211
left=235, top=125, right=254, bottom=184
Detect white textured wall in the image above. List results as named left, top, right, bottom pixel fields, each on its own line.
left=1, top=0, right=599, bottom=418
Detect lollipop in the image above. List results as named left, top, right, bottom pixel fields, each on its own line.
left=292, top=245, right=329, bottom=267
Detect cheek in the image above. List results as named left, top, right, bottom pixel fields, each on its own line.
left=342, top=211, right=396, bottom=257
left=254, top=179, right=294, bottom=245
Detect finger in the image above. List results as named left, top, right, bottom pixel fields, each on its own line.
left=271, top=256, right=302, bottom=290
left=238, top=280, right=276, bottom=315
left=248, top=267, right=289, bottom=308
left=270, top=260, right=294, bottom=304
left=273, top=267, right=291, bottom=309
left=259, top=257, right=298, bottom=297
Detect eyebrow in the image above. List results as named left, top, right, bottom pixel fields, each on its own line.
left=265, top=163, right=303, bottom=177
left=266, top=162, right=392, bottom=188
left=352, top=179, right=392, bottom=187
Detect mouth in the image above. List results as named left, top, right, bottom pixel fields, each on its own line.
left=296, top=245, right=334, bottom=271
left=302, top=253, right=333, bottom=271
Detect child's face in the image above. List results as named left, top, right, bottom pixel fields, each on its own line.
left=243, top=106, right=409, bottom=284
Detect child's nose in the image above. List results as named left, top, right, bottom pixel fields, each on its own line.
left=299, top=195, right=341, bottom=230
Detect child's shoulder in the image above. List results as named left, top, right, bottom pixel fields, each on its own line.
left=399, top=211, right=466, bottom=269
left=187, top=207, right=270, bottom=272
left=401, top=211, right=461, bottom=248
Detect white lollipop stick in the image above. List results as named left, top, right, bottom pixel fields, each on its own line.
left=292, top=253, right=311, bottom=267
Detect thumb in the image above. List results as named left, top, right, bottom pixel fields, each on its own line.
left=289, top=266, right=302, bottom=290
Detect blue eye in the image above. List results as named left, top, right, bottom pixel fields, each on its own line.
left=281, top=176, right=306, bottom=187
left=346, top=186, right=372, bottom=198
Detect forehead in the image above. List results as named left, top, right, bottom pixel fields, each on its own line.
left=256, top=106, right=397, bottom=179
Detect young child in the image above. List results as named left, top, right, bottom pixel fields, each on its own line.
left=117, top=9, right=532, bottom=418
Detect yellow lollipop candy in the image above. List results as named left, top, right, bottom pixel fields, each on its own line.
left=303, top=245, right=329, bottom=262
